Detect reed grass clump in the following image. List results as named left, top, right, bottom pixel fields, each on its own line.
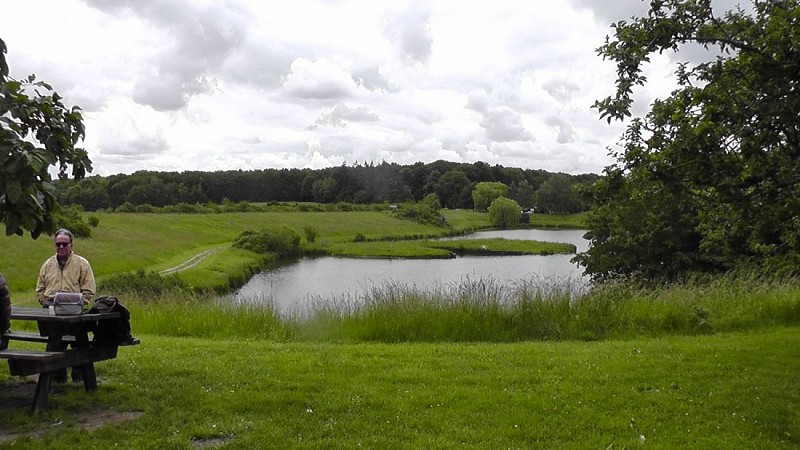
left=120, top=273, right=800, bottom=344
left=291, top=273, right=800, bottom=342
left=125, top=290, right=293, bottom=341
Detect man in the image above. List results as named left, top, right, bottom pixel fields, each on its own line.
left=37, top=228, right=96, bottom=306
left=36, top=228, right=96, bottom=382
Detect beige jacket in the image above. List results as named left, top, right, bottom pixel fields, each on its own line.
left=36, top=253, right=96, bottom=304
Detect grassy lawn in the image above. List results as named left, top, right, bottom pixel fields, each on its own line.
left=1, top=327, right=798, bottom=448
left=526, top=212, right=588, bottom=228
left=425, top=237, right=576, bottom=255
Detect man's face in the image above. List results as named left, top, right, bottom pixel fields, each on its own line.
left=55, top=235, right=72, bottom=258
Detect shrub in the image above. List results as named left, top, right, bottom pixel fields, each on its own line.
left=488, top=197, right=521, bottom=228
left=97, top=269, right=189, bottom=298
left=304, top=225, right=318, bottom=243
left=54, top=205, right=92, bottom=238
left=115, top=202, right=136, bottom=213
left=233, top=226, right=302, bottom=258
left=392, top=198, right=447, bottom=227
left=87, top=215, right=100, bottom=227
left=171, top=202, right=202, bottom=213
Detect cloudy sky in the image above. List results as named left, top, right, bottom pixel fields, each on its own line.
left=1, top=0, right=742, bottom=176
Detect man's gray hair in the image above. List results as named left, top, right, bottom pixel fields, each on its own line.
left=54, top=228, right=74, bottom=243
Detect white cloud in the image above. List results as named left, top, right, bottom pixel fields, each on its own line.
left=313, top=104, right=380, bottom=128
left=282, top=58, right=359, bottom=101
left=382, top=2, right=433, bottom=64
left=0, top=0, right=712, bottom=177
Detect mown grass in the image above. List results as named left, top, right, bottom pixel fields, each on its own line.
left=326, top=241, right=454, bottom=258
left=425, top=237, right=575, bottom=255
left=1, top=327, right=798, bottom=448
left=525, top=211, right=588, bottom=228
left=439, top=209, right=492, bottom=229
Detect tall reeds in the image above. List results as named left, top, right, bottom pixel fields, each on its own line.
left=123, top=273, right=800, bottom=343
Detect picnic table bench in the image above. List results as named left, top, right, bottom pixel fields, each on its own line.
left=0, top=306, right=137, bottom=413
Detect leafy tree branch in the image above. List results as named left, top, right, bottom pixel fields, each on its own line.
left=0, top=37, right=92, bottom=237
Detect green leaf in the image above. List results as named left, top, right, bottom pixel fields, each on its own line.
left=5, top=211, right=21, bottom=236
left=4, top=180, right=22, bottom=204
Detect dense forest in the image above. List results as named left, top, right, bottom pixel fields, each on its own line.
left=53, top=160, right=598, bottom=213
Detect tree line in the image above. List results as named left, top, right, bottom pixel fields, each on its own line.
left=53, top=160, right=598, bottom=213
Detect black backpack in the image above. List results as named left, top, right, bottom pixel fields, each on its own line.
left=89, top=296, right=135, bottom=346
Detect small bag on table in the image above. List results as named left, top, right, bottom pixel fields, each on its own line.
left=53, top=292, right=84, bottom=315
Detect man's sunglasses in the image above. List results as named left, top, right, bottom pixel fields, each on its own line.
left=55, top=242, right=71, bottom=248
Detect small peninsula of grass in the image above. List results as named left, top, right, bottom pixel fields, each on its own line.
left=326, top=238, right=575, bottom=258
left=327, top=240, right=453, bottom=258
left=426, top=237, right=576, bottom=255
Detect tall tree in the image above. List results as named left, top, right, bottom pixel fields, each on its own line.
left=0, top=38, right=92, bottom=237
left=471, top=181, right=509, bottom=212
left=435, top=170, right=474, bottom=209
left=509, top=179, right=537, bottom=209
left=534, top=174, right=582, bottom=214
left=575, top=0, right=800, bottom=281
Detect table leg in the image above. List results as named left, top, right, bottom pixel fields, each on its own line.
left=81, top=364, right=98, bottom=391
left=32, top=372, right=52, bottom=413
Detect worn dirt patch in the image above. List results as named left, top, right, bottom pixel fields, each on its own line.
left=159, top=247, right=223, bottom=275
left=191, top=436, right=234, bottom=448
left=0, top=379, right=143, bottom=444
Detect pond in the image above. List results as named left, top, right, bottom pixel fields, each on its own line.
left=233, top=229, right=589, bottom=313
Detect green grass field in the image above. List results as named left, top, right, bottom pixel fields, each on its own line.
left=1, top=328, right=798, bottom=448
left=2, top=209, right=799, bottom=448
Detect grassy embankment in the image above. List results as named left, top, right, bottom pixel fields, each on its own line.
left=1, top=208, right=799, bottom=447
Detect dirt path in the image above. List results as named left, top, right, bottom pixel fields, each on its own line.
left=158, top=247, right=223, bottom=275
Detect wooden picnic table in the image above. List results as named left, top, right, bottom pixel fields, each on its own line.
left=0, top=306, right=130, bottom=413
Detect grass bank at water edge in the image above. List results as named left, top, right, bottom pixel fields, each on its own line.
left=1, top=327, right=798, bottom=448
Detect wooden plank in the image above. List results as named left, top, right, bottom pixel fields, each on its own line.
left=3, top=346, right=117, bottom=376
left=3, top=331, right=76, bottom=344
left=3, top=350, right=67, bottom=377
left=0, top=348, right=65, bottom=362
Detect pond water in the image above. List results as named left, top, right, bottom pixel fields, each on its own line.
left=233, top=229, right=589, bottom=313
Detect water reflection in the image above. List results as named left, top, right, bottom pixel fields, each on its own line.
left=234, top=229, right=589, bottom=312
